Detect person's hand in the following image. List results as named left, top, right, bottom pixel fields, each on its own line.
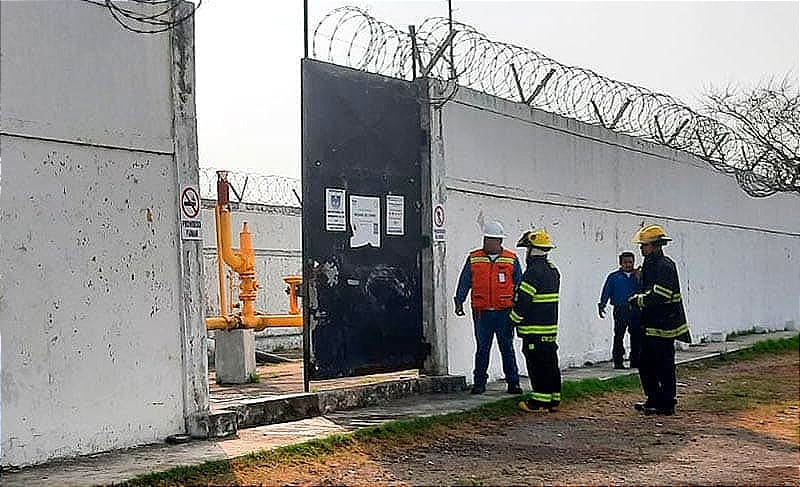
left=597, top=303, right=606, bottom=319
left=454, top=300, right=466, bottom=316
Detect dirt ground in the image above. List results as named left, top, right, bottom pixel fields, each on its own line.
left=225, top=352, right=799, bottom=486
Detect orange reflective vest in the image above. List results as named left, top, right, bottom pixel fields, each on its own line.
left=469, top=248, right=517, bottom=310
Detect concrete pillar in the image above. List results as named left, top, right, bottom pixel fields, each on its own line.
left=170, top=4, right=209, bottom=437
left=419, top=79, right=450, bottom=376
left=215, top=329, right=256, bottom=384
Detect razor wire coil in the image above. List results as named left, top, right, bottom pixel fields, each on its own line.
left=313, top=6, right=799, bottom=198
left=200, top=168, right=301, bottom=208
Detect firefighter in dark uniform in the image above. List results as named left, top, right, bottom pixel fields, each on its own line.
left=510, top=229, right=562, bottom=413
left=628, top=224, right=691, bottom=416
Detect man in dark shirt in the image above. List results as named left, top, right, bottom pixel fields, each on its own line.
left=598, top=252, right=642, bottom=369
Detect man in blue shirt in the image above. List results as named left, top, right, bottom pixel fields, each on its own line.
left=598, top=252, right=641, bottom=369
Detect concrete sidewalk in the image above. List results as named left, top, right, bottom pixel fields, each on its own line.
left=2, top=330, right=796, bottom=487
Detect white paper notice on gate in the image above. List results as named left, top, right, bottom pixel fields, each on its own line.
left=325, top=188, right=346, bottom=232
left=349, top=195, right=381, bottom=248
left=386, top=194, right=405, bottom=236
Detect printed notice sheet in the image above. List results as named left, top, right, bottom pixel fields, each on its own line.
left=325, top=188, right=346, bottom=231
left=349, top=195, right=380, bottom=248
left=386, top=194, right=405, bottom=236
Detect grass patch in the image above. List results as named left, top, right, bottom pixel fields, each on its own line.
left=685, top=334, right=799, bottom=413
left=687, top=372, right=791, bottom=413
left=740, top=334, right=797, bottom=353
left=719, top=334, right=798, bottom=362
left=247, top=371, right=261, bottom=383
left=123, top=335, right=798, bottom=486
left=121, top=460, right=235, bottom=486
left=562, top=373, right=641, bottom=400
left=680, top=334, right=798, bottom=372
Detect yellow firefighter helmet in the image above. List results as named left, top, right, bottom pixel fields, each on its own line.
left=516, top=229, right=555, bottom=249
left=633, top=224, right=672, bottom=244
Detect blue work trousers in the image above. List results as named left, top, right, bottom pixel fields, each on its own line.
left=472, top=309, right=520, bottom=387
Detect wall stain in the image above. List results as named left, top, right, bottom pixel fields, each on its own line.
left=595, top=229, right=604, bottom=242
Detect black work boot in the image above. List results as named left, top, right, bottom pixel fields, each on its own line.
left=634, top=401, right=650, bottom=412
left=644, top=406, right=675, bottom=416
left=507, top=384, right=523, bottom=394
left=470, top=385, right=486, bottom=395
left=614, top=363, right=626, bottom=369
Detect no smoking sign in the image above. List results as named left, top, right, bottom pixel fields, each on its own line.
left=180, top=185, right=202, bottom=241
left=181, top=186, right=200, bottom=219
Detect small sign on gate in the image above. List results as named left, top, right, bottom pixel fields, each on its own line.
left=386, top=194, right=405, bottom=236
left=325, top=188, right=346, bottom=232
left=433, top=204, right=446, bottom=242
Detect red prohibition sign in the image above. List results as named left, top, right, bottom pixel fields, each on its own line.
left=433, top=205, right=445, bottom=227
left=181, top=186, right=200, bottom=219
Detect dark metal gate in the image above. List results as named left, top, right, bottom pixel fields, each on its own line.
left=301, top=59, right=429, bottom=382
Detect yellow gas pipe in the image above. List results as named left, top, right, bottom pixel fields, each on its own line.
left=206, top=171, right=302, bottom=331
left=215, top=205, right=228, bottom=319
left=283, top=275, right=302, bottom=315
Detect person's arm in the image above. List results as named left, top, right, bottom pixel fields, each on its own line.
left=630, top=262, right=679, bottom=309
left=598, top=273, right=613, bottom=318
left=513, top=256, right=523, bottom=288
left=510, top=273, right=536, bottom=327
left=454, top=257, right=472, bottom=315
left=599, top=273, right=613, bottom=308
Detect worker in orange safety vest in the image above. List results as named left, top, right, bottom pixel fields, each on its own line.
left=454, top=221, right=524, bottom=395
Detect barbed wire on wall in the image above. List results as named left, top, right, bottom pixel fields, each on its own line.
left=199, top=168, right=301, bottom=208
left=79, top=0, right=200, bottom=34
left=312, top=6, right=799, bottom=198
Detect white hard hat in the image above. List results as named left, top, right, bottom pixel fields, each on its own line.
left=483, top=221, right=506, bottom=239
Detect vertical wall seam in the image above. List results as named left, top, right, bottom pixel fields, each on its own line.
left=170, top=2, right=209, bottom=437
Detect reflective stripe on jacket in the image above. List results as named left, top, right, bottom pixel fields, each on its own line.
left=468, top=248, right=518, bottom=310
left=511, top=255, right=560, bottom=336
left=638, top=250, right=691, bottom=343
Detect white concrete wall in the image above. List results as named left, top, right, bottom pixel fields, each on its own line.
left=433, top=87, right=800, bottom=382
left=0, top=1, right=205, bottom=466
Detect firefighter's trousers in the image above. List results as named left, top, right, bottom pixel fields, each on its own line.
left=521, top=335, right=561, bottom=407
left=638, top=335, right=676, bottom=409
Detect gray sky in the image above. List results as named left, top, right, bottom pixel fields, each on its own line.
left=194, top=1, right=799, bottom=178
